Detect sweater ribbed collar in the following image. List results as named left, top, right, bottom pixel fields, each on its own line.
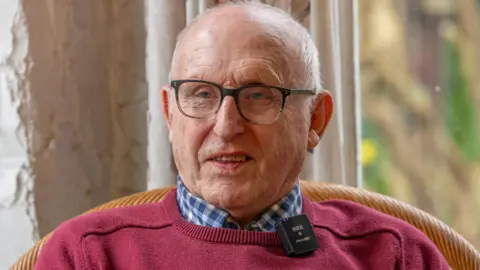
left=162, top=186, right=316, bottom=246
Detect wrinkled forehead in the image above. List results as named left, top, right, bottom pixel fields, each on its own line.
left=171, top=12, right=298, bottom=85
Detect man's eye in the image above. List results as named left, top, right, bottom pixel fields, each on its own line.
left=196, top=91, right=212, bottom=98
left=249, top=92, right=266, bottom=99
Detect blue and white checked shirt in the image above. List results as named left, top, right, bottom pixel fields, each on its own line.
left=176, top=177, right=302, bottom=232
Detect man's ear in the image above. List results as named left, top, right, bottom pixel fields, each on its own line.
left=307, top=91, right=334, bottom=149
left=161, top=86, right=173, bottom=142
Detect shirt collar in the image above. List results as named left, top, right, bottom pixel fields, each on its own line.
left=176, top=176, right=302, bottom=232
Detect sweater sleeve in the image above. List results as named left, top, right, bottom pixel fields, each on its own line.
left=34, top=220, right=87, bottom=270
left=401, top=225, right=450, bottom=269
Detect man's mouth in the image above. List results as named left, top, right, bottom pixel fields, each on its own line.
left=207, top=154, right=253, bottom=171
left=210, top=155, right=252, bottom=162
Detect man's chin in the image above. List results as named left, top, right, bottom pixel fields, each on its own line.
left=201, top=183, right=259, bottom=210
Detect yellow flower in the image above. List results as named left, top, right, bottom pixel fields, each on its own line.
left=362, top=139, right=378, bottom=166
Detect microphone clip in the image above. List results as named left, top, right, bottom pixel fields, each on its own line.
left=275, top=214, right=320, bottom=257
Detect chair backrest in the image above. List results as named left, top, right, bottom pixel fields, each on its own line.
left=10, top=180, right=480, bottom=270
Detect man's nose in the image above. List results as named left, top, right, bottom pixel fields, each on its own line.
left=213, top=96, right=246, bottom=141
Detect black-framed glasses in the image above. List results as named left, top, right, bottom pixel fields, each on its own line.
left=170, top=79, right=315, bottom=124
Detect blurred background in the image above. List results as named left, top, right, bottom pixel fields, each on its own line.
left=0, top=0, right=478, bottom=268
left=358, top=0, right=480, bottom=249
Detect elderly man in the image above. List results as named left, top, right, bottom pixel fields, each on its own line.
left=34, top=2, right=448, bottom=269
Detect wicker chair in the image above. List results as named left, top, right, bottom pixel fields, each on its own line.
left=10, top=180, right=480, bottom=270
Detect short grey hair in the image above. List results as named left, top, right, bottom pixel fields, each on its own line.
left=169, top=1, right=322, bottom=99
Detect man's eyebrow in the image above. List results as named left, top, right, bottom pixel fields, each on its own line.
left=241, top=81, right=267, bottom=86
left=234, top=67, right=284, bottom=87
left=236, top=76, right=284, bottom=88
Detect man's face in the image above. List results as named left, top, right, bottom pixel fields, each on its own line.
left=162, top=11, right=329, bottom=221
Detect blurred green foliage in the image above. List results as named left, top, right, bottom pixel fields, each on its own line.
left=363, top=40, right=480, bottom=195
left=361, top=121, right=392, bottom=196
left=443, top=41, right=480, bottom=161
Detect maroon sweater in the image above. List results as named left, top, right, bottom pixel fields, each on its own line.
left=34, top=189, right=449, bottom=269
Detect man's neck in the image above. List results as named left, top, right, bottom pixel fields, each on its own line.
left=176, top=178, right=302, bottom=231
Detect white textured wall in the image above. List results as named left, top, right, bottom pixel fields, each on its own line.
left=0, top=1, right=36, bottom=268
left=22, top=0, right=148, bottom=236
left=1, top=0, right=148, bottom=267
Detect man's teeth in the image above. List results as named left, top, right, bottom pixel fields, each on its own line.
left=212, top=156, right=248, bottom=162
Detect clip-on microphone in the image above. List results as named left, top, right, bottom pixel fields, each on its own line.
left=275, top=214, right=320, bottom=257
